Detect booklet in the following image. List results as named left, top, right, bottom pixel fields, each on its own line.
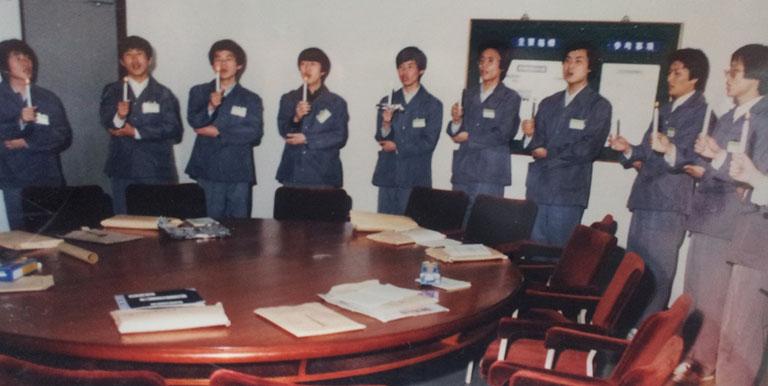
left=350, top=211, right=418, bottom=232
left=0, top=231, right=63, bottom=250
left=114, top=288, right=205, bottom=310
left=255, top=302, right=366, bottom=337
left=366, top=227, right=448, bottom=246
left=425, top=244, right=506, bottom=263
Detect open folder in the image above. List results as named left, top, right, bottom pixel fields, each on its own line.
left=349, top=211, right=418, bottom=232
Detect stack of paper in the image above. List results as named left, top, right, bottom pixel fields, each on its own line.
left=255, top=302, right=366, bottom=337
left=415, top=276, right=472, bottom=292
left=100, top=215, right=182, bottom=230
left=0, top=231, right=62, bottom=250
left=350, top=211, right=418, bottom=232
left=319, top=280, right=448, bottom=322
left=0, top=275, right=54, bottom=293
left=110, top=302, right=231, bottom=334
left=367, top=227, right=461, bottom=247
left=426, top=244, right=506, bottom=263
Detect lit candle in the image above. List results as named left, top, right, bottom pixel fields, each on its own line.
left=530, top=98, right=537, bottom=119
left=700, top=104, right=712, bottom=136
left=738, top=112, right=750, bottom=153
left=387, top=88, right=393, bottom=106
left=616, top=119, right=621, bottom=137
left=214, top=66, right=221, bottom=92
left=302, top=78, right=308, bottom=102
left=652, top=101, right=659, bottom=146
left=25, top=78, right=32, bottom=108
left=122, top=77, right=129, bottom=102
left=458, top=89, right=464, bottom=109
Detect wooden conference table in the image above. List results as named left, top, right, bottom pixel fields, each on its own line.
left=0, top=219, right=521, bottom=385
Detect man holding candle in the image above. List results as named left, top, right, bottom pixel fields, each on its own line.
left=681, top=43, right=768, bottom=382
left=99, top=35, right=183, bottom=214
left=185, top=39, right=263, bottom=219
left=0, top=39, right=72, bottom=229
left=608, top=48, right=711, bottom=324
left=276, top=47, right=348, bottom=188
left=524, top=41, right=612, bottom=249
left=373, top=47, right=443, bottom=214
left=446, top=41, right=520, bottom=215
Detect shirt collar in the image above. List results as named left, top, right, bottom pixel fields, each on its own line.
left=734, top=95, right=764, bottom=122
left=403, top=86, right=420, bottom=104
left=480, top=84, right=497, bottom=103
left=671, top=90, right=696, bottom=112
left=127, top=77, right=149, bottom=99
left=564, top=84, right=587, bottom=107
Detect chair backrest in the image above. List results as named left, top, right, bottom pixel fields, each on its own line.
left=591, top=252, right=645, bottom=330
left=126, top=183, right=207, bottom=219
left=463, top=195, right=537, bottom=246
left=618, top=336, right=684, bottom=386
left=0, top=354, right=165, bottom=386
left=273, top=187, right=352, bottom=222
left=404, top=187, right=469, bottom=231
left=209, top=369, right=295, bottom=386
left=589, top=214, right=617, bottom=236
left=610, top=294, right=692, bottom=382
left=21, top=185, right=113, bottom=234
left=548, top=225, right=617, bottom=289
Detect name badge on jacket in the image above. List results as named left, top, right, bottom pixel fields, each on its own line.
left=316, top=108, right=332, bottom=124
left=482, top=109, right=495, bottom=119
left=412, top=118, right=426, bottom=128
left=230, top=105, right=247, bottom=117
left=35, top=112, right=50, bottom=126
left=569, top=118, right=585, bottom=130
left=142, top=102, right=160, bottom=114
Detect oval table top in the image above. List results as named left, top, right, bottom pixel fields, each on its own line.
left=0, top=219, right=521, bottom=382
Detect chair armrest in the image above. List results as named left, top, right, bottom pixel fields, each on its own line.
left=544, top=284, right=602, bottom=296
left=544, top=326, right=629, bottom=353
left=522, top=289, right=601, bottom=312
left=497, top=318, right=606, bottom=339
left=509, top=369, right=612, bottom=386
left=498, top=240, right=563, bottom=260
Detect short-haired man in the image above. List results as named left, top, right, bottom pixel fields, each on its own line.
left=373, top=46, right=443, bottom=214
left=99, top=35, right=183, bottom=214
left=276, top=48, right=348, bottom=188
left=447, top=41, right=521, bottom=216
left=525, top=41, right=612, bottom=248
left=185, top=39, right=263, bottom=219
left=609, top=48, right=711, bottom=323
left=681, top=43, right=768, bottom=383
left=0, top=39, right=72, bottom=229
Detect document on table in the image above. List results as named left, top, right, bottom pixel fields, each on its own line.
left=366, top=227, right=449, bottom=246
left=426, top=244, right=506, bottom=263
left=255, top=302, right=366, bottom=337
left=349, top=211, right=418, bottom=232
left=319, top=280, right=448, bottom=322
left=415, top=276, right=471, bottom=292
left=110, top=302, right=231, bottom=334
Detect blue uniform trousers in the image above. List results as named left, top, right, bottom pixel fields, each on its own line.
left=198, top=178, right=251, bottom=219
left=530, top=204, right=584, bottom=248
left=377, top=187, right=412, bottom=215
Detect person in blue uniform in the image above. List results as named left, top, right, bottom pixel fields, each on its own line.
left=276, top=48, right=348, bottom=188
left=100, top=35, right=183, bottom=214
left=524, top=41, right=612, bottom=248
left=0, top=39, right=72, bottom=229
left=373, top=46, right=443, bottom=214
left=681, top=43, right=768, bottom=383
left=185, top=39, right=263, bottom=219
left=446, top=41, right=521, bottom=213
left=608, top=48, right=711, bottom=323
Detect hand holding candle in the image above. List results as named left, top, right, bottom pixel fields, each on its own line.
left=25, top=78, right=32, bottom=108
left=651, top=101, right=659, bottom=147
left=214, top=65, right=221, bottom=92
left=738, top=112, right=750, bottom=153
left=700, top=104, right=712, bottom=136
left=122, top=77, right=129, bottom=102
left=302, top=77, right=308, bottom=102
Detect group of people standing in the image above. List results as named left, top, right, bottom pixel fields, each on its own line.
left=0, top=34, right=766, bottom=384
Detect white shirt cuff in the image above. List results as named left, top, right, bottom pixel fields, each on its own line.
left=523, top=135, right=533, bottom=148
left=133, top=128, right=142, bottom=140
left=450, top=122, right=462, bottom=135
left=380, top=126, right=391, bottom=138
left=750, top=175, right=768, bottom=206
left=711, top=151, right=728, bottom=170
left=664, top=144, right=677, bottom=166
left=622, top=147, right=633, bottom=160
left=113, top=114, right=126, bottom=129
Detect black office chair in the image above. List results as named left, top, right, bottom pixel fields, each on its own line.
left=404, top=187, right=469, bottom=232
left=21, top=185, right=113, bottom=234
left=125, top=183, right=207, bottom=219
left=463, top=195, right=537, bottom=247
left=273, top=186, right=352, bottom=222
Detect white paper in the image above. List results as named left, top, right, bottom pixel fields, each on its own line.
left=255, top=302, right=366, bottom=337
left=141, top=102, right=160, bottom=114
left=230, top=105, right=247, bottom=117
left=400, top=227, right=446, bottom=245
left=505, top=60, right=565, bottom=139
left=110, top=302, right=231, bottom=334
left=599, top=63, right=660, bottom=145
left=418, top=238, right=462, bottom=248
left=415, top=276, right=471, bottom=292
left=442, top=244, right=490, bottom=258
left=319, top=280, right=448, bottom=322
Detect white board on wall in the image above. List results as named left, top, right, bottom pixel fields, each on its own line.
left=599, top=63, right=661, bottom=144
left=0, top=0, right=22, bottom=41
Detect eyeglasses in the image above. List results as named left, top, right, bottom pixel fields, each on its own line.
left=724, top=68, right=744, bottom=79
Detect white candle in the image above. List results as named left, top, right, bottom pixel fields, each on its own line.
left=458, top=89, right=463, bottom=109
left=302, top=79, right=308, bottom=102
left=652, top=101, right=659, bottom=146
left=214, top=67, right=221, bottom=92
left=122, top=77, right=129, bottom=102
left=531, top=98, right=537, bottom=119
left=739, top=112, right=750, bottom=153
left=616, top=119, right=621, bottom=137
left=701, top=104, right=712, bottom=136
left=25, top=78, right=32, bottom=108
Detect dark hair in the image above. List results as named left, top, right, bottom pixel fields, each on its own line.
left=0, top=39, right=37, bottom=82
left=118, top=35, right=153, bottom=59
left=668, top=48, right=709, bottom=92
left=208, top=39, right=247, bottom=79
left=396, top=46, right=427, bottom=71
left=562, top=41, right=600, bottom=72
left=478, top=41, right=512, bottom=79
left=297, top=47, right=331, bottom=81
left=731, top=44, right=768, bottom=95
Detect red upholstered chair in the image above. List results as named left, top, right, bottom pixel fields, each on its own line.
left=209, top=369, right=296, bottom=386
left=0, top=354, right=165, bottom=386
left=485, top=294, right=692, bottom=386
left=404, top=187, right=469, bottom=233
left=462, top=195, right=538, bottom=246
left=273, top=186, right=352, bottom=222
left=479, top=252, right=645, bottom=378
left=589, top=214, right=617, bottom=236
left=502, top=224, right=618, bottom=293
left=506, top=335, right=684, bottom=386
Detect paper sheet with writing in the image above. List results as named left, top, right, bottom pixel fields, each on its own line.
left=319, top=280, right=448, bottom=322
left=599, top=63, right=660, bottom=144
left=366, top=227, right=448, bottom=246
left=426, top=244, right=506, bottom=263
left=255, top=302, right=366, bottom=337
left=505, top=60, right=565, bottom=140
